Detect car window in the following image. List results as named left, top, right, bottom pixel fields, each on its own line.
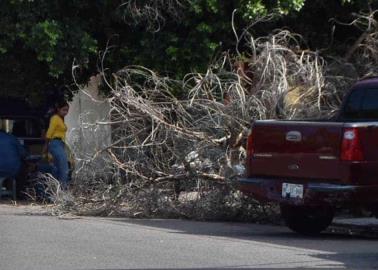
left=0, top=118, right=42, bottom=138
left=360, top=88, right=378, bottom=119
left=342, top=88, right=378, bottom=121
left=342, top=88, right=364, bottom=120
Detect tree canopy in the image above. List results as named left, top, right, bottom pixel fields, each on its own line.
left=0, top=0, right=375, bottom=104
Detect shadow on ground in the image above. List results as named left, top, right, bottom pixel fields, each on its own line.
left=100, top=218, right=378, bottom=269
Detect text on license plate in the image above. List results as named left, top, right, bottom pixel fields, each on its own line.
left=282, top=183, right=304, bottom=199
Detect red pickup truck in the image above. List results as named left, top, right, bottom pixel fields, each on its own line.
left=239, top=77, right=378, bottom=234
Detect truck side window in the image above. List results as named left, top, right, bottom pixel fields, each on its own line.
left=360, top=88, right=378, bottom=119
left=342, top=89, right=363, bottom=120
left=342, top=88, right=378, bottom=121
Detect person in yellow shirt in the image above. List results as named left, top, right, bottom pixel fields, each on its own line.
left=44, top=101, right=70, bottom=188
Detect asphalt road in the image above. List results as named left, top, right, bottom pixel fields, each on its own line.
left=1, top=205, right=378, bottom=270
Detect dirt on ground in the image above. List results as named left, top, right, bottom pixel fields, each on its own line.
left=0, top=201, right=54, bottom=216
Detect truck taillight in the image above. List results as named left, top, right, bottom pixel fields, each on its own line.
left=341, top=128, right=364, bottom=161
left=247, top=129, right=254, bottom=158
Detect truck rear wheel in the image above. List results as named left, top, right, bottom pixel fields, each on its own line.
left=280, top=204, right=334, bottom=235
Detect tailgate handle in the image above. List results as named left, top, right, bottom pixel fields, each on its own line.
left=286, top=131, right=302, bottom=142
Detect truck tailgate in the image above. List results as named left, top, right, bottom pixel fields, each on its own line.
left=249, top=120, right=344, bottom=181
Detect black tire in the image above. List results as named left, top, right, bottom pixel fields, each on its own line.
left=280, top=204, right=334, bottom=235
left=370, top=204, right=378, bottom=218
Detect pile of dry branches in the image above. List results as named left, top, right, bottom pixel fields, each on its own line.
left=47, top=12, right=378, bottom=220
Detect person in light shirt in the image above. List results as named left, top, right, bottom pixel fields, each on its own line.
left=44, top=100, right=70, bottom=188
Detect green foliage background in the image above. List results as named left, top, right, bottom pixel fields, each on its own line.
left=0, top=0, right=375, bottom=104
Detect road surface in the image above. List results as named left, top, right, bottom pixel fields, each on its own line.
left=1, top=204, right=377, bottom=270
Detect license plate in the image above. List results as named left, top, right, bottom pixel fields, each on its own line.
left=282, top=183, right=304, bottom=199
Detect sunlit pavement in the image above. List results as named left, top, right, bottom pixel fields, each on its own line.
left=1, top=204, right=377, bottom=270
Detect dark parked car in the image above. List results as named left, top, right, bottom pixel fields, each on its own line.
left=0, top=99, right=46, bottom=197
left=239, top=77, right=378, bottom=234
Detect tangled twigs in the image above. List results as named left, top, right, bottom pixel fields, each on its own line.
left=120, top=0, right=190, bottom=31
left=332, top=10, right=378, bottom=76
